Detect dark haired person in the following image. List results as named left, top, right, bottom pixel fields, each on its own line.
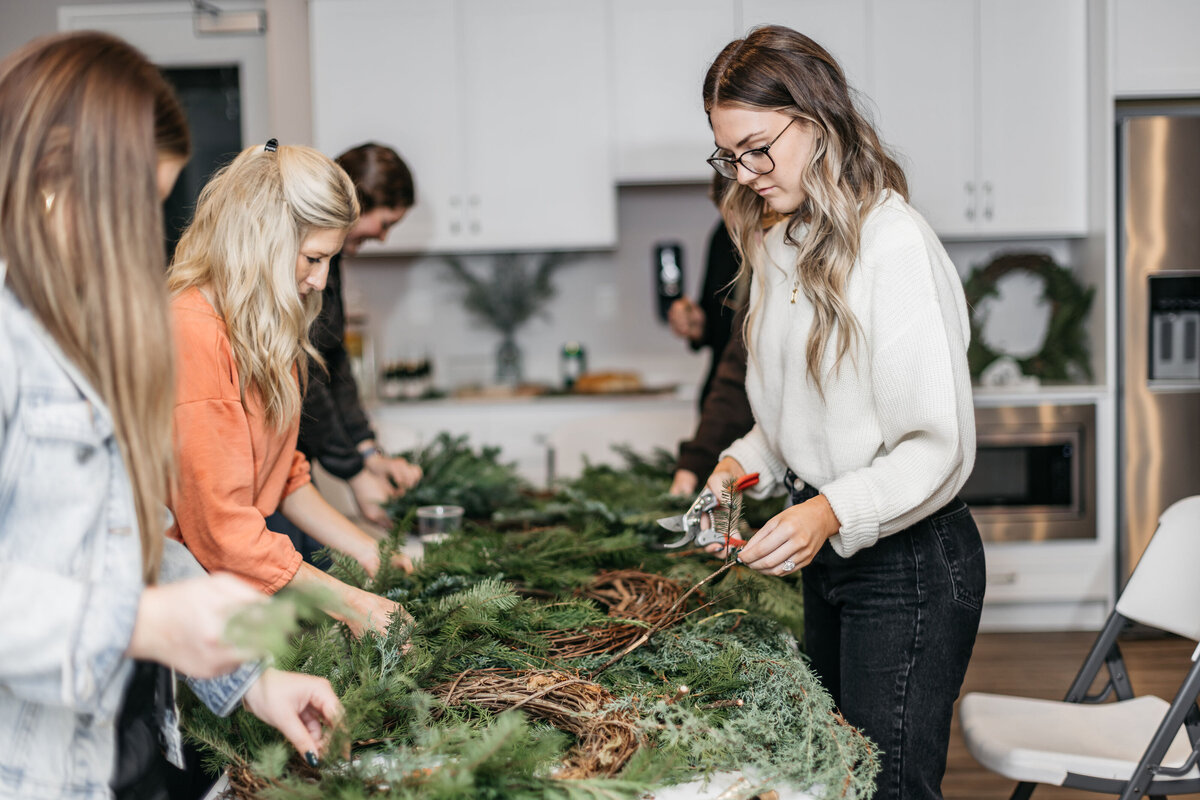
left=667, top=174, right=755, bottom=497
left=670, top=305, right=754, bottom=496
left=290, top=143, right=422, bottom=540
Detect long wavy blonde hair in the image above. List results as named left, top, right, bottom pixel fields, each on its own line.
left=703, top=25, right=908, bottom=394
left=0, top=32, right=189, bottom=584
left=168, top=145, right=358, bottom=430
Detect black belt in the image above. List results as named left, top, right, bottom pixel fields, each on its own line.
left=784, top=469, right=820, bottom=505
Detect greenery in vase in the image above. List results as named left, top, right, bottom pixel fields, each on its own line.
left=443, top=252, right=570, bottom=339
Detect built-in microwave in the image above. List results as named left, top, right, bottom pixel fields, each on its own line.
left=961, top=403, right=1096, bottom=542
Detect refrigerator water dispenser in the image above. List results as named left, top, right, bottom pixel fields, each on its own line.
left=1148, top=275, right=1200, bottom=383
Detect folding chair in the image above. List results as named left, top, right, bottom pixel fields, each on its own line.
left=960, top=494, right=1200, bottom=800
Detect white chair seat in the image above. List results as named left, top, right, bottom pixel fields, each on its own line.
left=960, top=692, right=1200, bottom=786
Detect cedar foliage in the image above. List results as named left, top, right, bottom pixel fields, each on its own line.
left=182, top=441, right=876, bottom=799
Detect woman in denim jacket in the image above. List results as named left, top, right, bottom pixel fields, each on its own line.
left=0, top=32, right=344, bottom=799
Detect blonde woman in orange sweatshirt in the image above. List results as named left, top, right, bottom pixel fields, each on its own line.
left=167, top=142, right=411, bottom=637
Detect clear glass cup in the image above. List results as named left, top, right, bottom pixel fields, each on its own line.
left=416, top=505, right=464, bottom=543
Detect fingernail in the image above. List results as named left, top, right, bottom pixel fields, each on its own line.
left=305, top=751, right=320, bottom=768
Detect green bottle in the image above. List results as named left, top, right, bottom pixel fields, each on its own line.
left=561, top=341, right=587, bottom=389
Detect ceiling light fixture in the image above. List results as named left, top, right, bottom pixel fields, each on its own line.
left=192, top=0, right=266, bottom=36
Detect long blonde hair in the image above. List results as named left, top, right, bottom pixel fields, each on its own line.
left=168, top=144, right=358, bottom=430
left=703, top=25, right=908, bottom=394
left=0, top=32, right=190, bottom=583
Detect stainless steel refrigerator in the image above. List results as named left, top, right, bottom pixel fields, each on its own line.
left=1116, top=108, right=1200, bottom=583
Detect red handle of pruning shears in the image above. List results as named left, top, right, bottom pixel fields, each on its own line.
left=733, top=472, right=759, bottom=494
left=714, top=473, right=759, bottom=507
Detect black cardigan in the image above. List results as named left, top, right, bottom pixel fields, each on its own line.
left=297, top=253, right=376, bottom=480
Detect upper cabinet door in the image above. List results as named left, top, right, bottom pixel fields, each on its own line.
left=1113, top=0, right=1200, bottom=97
left=979, top=0, right=1087, bottom=236
left=311, top=0, right=615, bottom=254
left=870, top=0, right=978, bottom=237
left=459, top=0, right=615, bottom=250
left=610, top=0, right=738, bottom=184
left=740, top=0, right=870, bottom=95
left=609, top=0, right=871, bottom=185
left=310, top=0, right=464, bottom=253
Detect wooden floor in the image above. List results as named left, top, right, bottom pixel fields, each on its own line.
left=944, top=630, right=1200, bottom=799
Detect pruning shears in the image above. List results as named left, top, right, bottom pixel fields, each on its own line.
left=653, top=473, right=760, bottom=550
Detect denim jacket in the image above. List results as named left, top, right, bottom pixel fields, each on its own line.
left=0, top=271, right=260, bottom=800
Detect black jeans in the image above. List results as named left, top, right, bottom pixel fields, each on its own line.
left=789, top=474, right=985, bottom=800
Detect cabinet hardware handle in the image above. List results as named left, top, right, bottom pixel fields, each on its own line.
left=987, top=572, right=1018, bottom=585
left=469, top=221, right=481, bottom=234
left=982, top=181, right=994, bottom=221
left=449, top=196, right=461, bottom=207
left=965, top=181, right=976, bottom=221
left=468, top=195, right=480, bottom=207
left=450, top=221, right=461, bottom=234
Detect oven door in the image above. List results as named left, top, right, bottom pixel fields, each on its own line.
left=963, top=404, right=1096, bottom=542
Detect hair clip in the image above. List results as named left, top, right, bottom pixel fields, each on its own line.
left=264, top=138, right=279, bottom=153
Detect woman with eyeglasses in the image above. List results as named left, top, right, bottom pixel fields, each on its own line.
left=0, top=31, right=343, bottom=800
left=166, top=142, right=414, bottom=639
left=700, top=25, right=984, bottom=800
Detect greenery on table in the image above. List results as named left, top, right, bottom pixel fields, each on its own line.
left=183, top=441, right=867, bottom=800
left=385, top=432, right=533, bottom=522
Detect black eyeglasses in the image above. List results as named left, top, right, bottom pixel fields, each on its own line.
left=706, top=118, right=796, bottom=180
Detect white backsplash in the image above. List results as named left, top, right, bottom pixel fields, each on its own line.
left=342, top=184, right=1086, bottom=396
left=343, top=185, right=721, bottom=395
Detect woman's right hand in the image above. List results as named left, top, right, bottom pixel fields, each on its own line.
left=333, top=585, right=413, bottom=641
left=703, top=456, right=747, bottom=557
left=126, top=573, right=265, bottom=679
left=667, top=297, right=705, bottom=342
left=704, top=456, right=747, bottom=500
left=242, top=668, right=344, bottom=764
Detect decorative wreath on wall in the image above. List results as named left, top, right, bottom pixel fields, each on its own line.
left=963, top=252, right=1095, bottom=383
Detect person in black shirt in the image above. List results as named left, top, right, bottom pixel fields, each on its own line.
left=297, top=142, right=421, bottom=529
left=667, top=176, right=752, bottom=495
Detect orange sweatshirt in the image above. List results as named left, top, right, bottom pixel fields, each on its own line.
left=167, top=287, right=310, bottom=594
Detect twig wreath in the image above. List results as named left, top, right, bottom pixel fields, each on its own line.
left=963, top=252, right=1095, bottom=383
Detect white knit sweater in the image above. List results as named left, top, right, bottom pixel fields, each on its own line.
left=722, top=190, right=975, bottom=558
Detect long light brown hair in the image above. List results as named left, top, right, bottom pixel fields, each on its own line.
left=168, top=145, right=358, bottom=430
left=0, top=32, right=189, bottom=583
left=703, top=25, right=908, bottom=394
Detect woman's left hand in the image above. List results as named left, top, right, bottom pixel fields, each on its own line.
left=735, top=495, right=841, bottom=576
left=242, top=668, right=344, bottom=763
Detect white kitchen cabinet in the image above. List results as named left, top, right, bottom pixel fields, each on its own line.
left=739, top=0, right=870, bottom=94
left=1112, top=0, right=1200, bottom=97
left=309, top=0, right=616, bottom=254
left=609, top=0, right=870, bottom=184
left=609, top=0, right=738, bottom=183
left=871, top=0, right=1088, bottom=238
